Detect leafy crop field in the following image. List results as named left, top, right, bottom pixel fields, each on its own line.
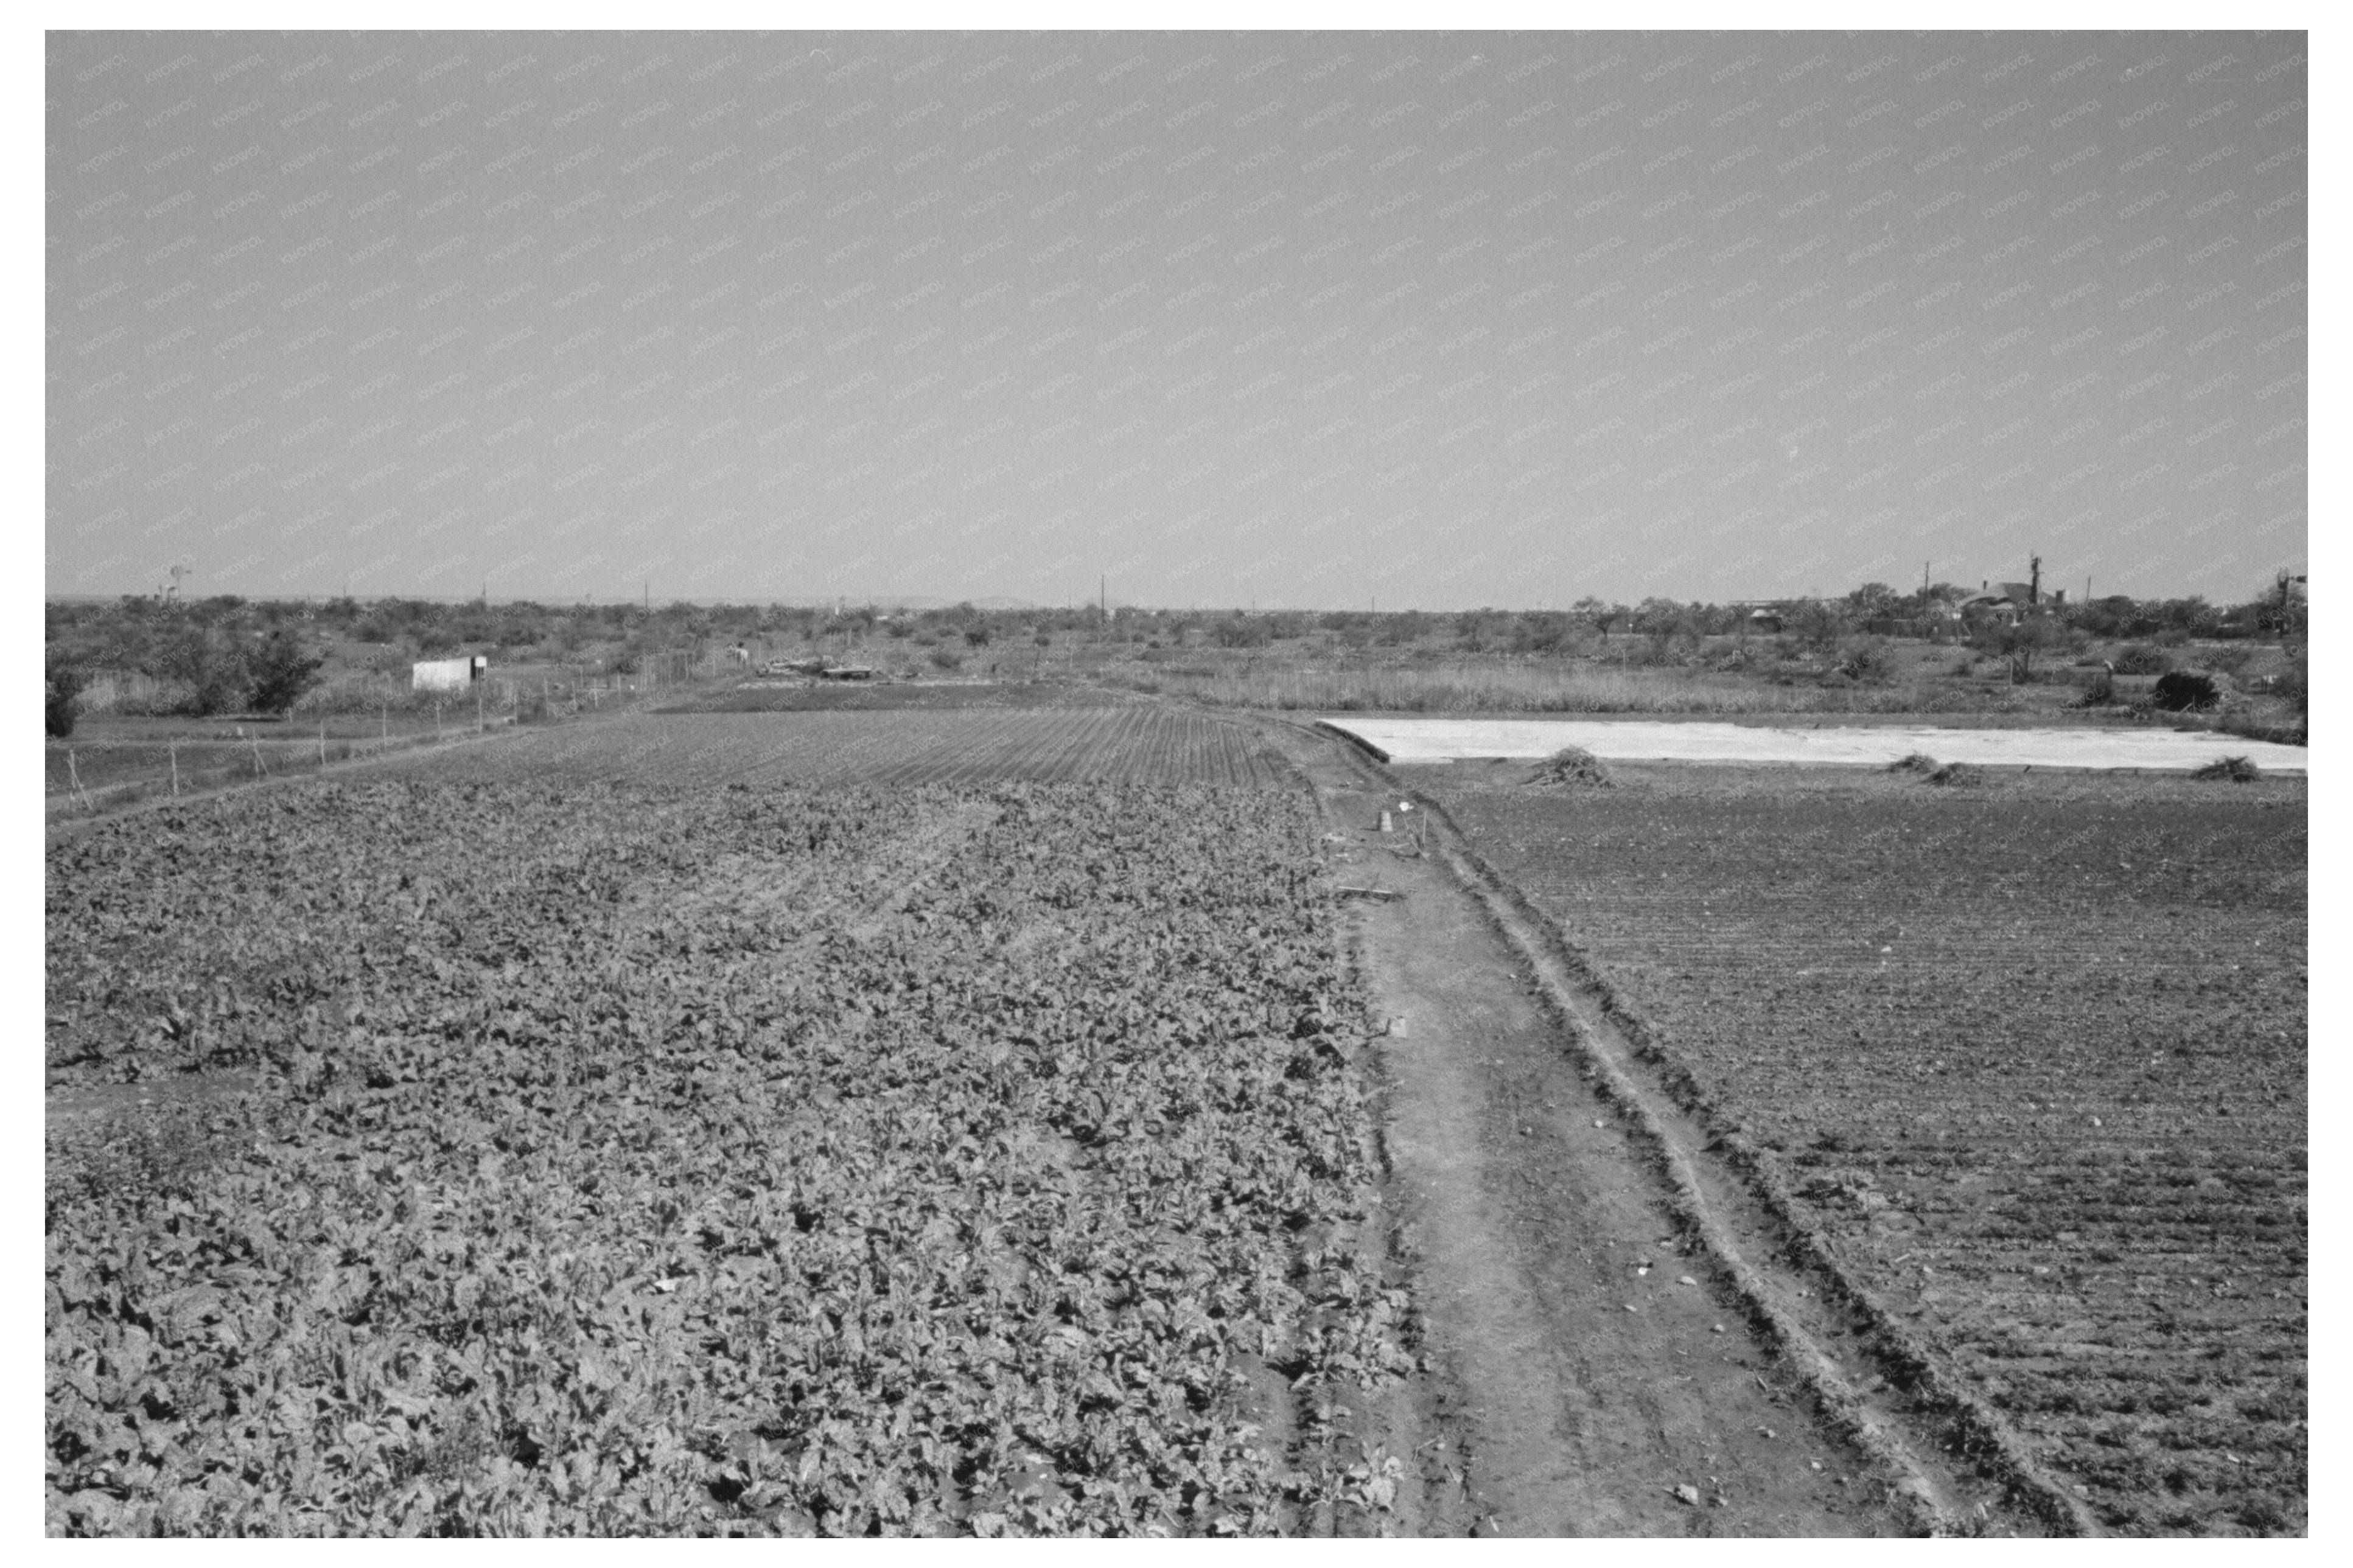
left=1414, top=762, right=2306, bottom=1535
left=46, top=779, right=1410, bottom=1535
left=368, top=707, right=1289, bottom=789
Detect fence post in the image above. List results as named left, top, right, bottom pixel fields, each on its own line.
left=170, top=742, right=180, bottom=796
left=68, top=749, right=91, bottom=809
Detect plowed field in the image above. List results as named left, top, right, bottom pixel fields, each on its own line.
left=1411, top=761, right=2307, bottom=1537
left=370, top=706, right=1291, bottom=789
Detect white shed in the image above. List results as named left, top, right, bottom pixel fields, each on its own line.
left=412, top=655, right=487, bottom=692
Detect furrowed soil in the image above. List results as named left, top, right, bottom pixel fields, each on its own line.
left=1257, top=722, right=1957, bottom=1536
left=657, top=680, right=1136, bottom=713
left=368, top=705, right=1292, bottom=789
left=1400, top=757, right=2307, bottom=1537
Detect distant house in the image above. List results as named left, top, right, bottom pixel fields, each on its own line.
left=1953, top=580, right=2067, bottom=621
left=412, top=655, right=486, bottom=692
left=1730, top=599, right=1797, bottom=632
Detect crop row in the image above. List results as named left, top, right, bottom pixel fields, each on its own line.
left=369, top=708, right=1290, bottom=790
left=1425, top=768, right=2306, bottom=1536
left=47, top=779, right=1404, bottom=1535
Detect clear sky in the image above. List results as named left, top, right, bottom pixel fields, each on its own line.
left=46, top=27, right=2307, bottom=609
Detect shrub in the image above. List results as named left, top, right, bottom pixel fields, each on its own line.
left=46, top=653, right=87, bottom=739
left=1976, top=616, right=2070, bottom=683
left=1923, top=761, right=1982, bottom=787
left=929, top=649, right=965, bottom=672
left=1527, top=745, right=1614, bottom=788
left=2200, top=644, right=2257, bottom=678
left=2078, top=670, right=2116, bottom=707
left=2111, top=643, right=2172, bottom=675
left=2190, top=755, right=2261, bottom=782
left=150, top=627, right=247, bottom=717
left=1708, top=643, right=1757, bottom=674
left=1833, top=636, right=1893, bottom=682
left=962, top=627, right=991, bottom=647
left=2273, top=652, right=2307, bottom=715
left=1887, top=752, right=1941, bottom=774
left=2152, top=671, right=2220, bottom=712
left=246, top=632, right=327, bottom=716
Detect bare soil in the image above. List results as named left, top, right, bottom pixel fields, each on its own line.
left=1251, top=718, right=2019, bottom=1535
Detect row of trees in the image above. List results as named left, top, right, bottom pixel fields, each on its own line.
left=45, top=627, right=322, bottom=737
left=49, top=576, right=2298, bottom=655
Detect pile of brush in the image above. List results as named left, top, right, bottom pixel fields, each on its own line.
left=1527, top=745, right=1614, bottom=787
left=1887, top=752, right=1980, bottom=787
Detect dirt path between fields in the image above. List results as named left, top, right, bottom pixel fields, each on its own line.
left=1254, top=717, right=2052, bottom=1537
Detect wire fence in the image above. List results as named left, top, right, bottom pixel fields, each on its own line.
left=45, top=663, right=737, bottom=820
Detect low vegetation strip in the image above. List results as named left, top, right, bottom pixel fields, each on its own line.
left=46, top=780, right=1408, bottom=1535
left=369, top=708, right=1290, bottom=789
left=1412, top=764, right=2306, bottom=1536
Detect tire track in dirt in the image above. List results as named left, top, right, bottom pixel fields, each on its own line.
left=1251, top=715, right=2067, bottom=1536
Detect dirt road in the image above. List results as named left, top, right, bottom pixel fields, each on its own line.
left=1261, top=719, right=2046, bottom=1537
